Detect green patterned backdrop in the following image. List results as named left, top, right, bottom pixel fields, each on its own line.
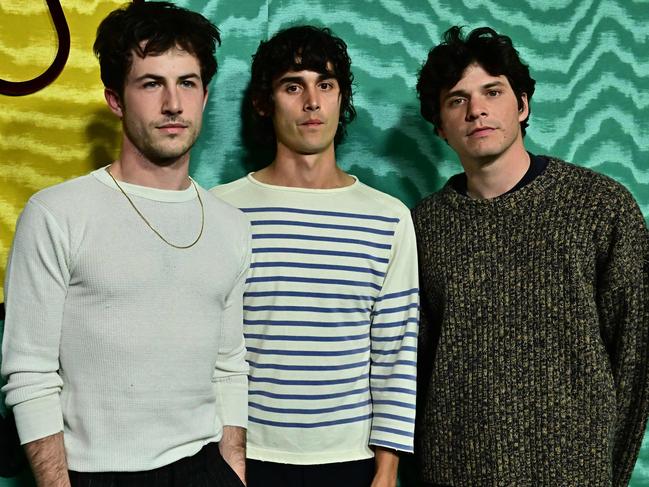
left=1, top=1, right=647, bottom=485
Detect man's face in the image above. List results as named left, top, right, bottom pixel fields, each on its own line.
left=269, top=68, right=341, bottom=156
left=437, top=63, right=528, bottom=167
left=109, top=46, right=208, bottom=166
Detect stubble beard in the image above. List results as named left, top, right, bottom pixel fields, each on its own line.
left=124, top=116, right=200, bottom=167
left=465, top=129, right=518, bottom=167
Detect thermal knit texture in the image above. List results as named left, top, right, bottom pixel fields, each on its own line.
left=412, top=158, right=649, bottom=487
left=212, top=174, right=419, bottom=465
left=2, top=168, right=251, bottom=472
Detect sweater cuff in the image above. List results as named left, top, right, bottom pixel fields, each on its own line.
left=12, top=394, right=64, bottom=444
left=215, top=375, right=248, bottom=428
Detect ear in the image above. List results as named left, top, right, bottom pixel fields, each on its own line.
left=518, top=93, right=529, bottom=121
left=105, top=88, right=123, bottom=118
left=252, top=97, right=268, bottom=117
left=437, top=126, right=446, bottom=140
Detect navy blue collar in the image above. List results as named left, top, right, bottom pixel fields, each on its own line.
left=449, top=153, right=549, bottom=197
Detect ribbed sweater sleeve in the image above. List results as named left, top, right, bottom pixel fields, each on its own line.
left=595, top=189, right=649, bottom=486
left=214, top=220, right=252, bottom=429
left=1, top=199, right=69, bottom=443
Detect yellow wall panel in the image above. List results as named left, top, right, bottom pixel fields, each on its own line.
left=0, top=1, right=124, bottom=300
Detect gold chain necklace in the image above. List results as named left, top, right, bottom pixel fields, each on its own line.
left=105, top=166, right=204, bottom=249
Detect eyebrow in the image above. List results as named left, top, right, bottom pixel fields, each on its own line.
left=275, top=73, right=336, bottom=86
left=443, top=80, right=506, bottom=100
left=133, top=73, right=201, bottom=83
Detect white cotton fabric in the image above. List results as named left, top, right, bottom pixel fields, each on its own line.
left=213, top=174, right=419, bottom=464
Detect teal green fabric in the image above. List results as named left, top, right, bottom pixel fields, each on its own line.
left=188, top=4, right=648, bottom=483
left=186, top=2, right=647, bottom=486
left=1, top=1, right=647, bottom=485
left=187, top=0, right=648, bottom=219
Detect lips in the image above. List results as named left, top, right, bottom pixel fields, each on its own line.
left=156, top=122, right=188, bottom=135
left=299, top=119, right=324, bottom=126
left=468, top=126, right=494, bottom=137
left=157, top=123, right=187, bottom=129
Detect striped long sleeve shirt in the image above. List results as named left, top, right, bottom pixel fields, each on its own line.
left=212, top=174, right=418, bottom=464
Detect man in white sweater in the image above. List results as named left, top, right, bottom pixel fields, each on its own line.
left=212, top=26, right=418, bottom=487
left=1, top=3, right=249, bottom=486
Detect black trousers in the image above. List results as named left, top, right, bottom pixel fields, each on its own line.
left=69, top=443, right=244, bottom=487
left=247, top=458, right=375, bottom=487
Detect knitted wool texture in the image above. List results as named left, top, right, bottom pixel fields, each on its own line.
left=412, top=158, right=649, bottom=487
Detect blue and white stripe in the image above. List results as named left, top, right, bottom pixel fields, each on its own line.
left=212, top=177, right=419, bottom=463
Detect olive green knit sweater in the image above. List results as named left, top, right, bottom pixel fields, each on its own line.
left=412, top=158, right=649, bottom=487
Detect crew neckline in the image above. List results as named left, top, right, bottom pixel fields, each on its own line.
left=449, top=153, right=548, bottom=198
left=92, top=166, right=199, bottom=203
left=441, top=157, right=562, bottom=212
left=246, top=172, right=359, bottom=194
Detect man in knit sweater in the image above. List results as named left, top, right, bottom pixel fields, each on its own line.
left=212, top=26, right=419, bottom=487
left=1, top=3, right=249, bottom=486
left=413, top=26, right=649, bottom=486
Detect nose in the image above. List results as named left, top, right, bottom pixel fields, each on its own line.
left=162, top=86, right=182, bottom=115
left=303, top=86, right=320, bottom=112
left=465, top=98, right=487, bottom=121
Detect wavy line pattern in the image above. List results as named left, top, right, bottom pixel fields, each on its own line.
left=191, top=0, right=648, bottom=219
left=0, top=1, right=647, bottom=486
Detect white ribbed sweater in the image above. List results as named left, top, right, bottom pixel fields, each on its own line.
left=2, top=168, right=251, bottom=472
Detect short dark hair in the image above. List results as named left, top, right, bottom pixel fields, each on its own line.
left=93, top=1, right=221, bottom=96
left=417, top=26, right=536, bottom=136
left=249, top=25, right=356, bottom=146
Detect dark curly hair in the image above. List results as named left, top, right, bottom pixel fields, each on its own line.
left=249, top=25, right=356, bottom=146
left=93, top=1, right=221, bottom=97
left=417, top=26, right=535, bottom=136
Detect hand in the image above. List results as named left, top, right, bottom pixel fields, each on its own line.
left=370, top=471, right=398, bottom=487
left=371, top=446, right=399, bottom=487
left=229, top=461, right=246, bottom=486
left=23, top=432, right=71, bottom=487
left=219, top=426, right=246, bottom=485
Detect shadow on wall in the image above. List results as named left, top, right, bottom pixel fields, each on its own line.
left=346, top=103, right=449, bottom=209
left=238, top=84, right=274, bottom=176
left=1, top=305, right=29, bottom=480
left=387, top=103, right=448, bottom=193
left=0, top=411, right=26, bottom=480
left=207, top=82, right=275, bottom=185
left=85, top=109, right=121, bottom=169
left=0, top=109, right=118, bottom=484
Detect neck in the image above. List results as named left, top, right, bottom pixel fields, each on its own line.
left=461, top=143, right=530, bottom=200
left=114, top=136, right=191, bottom=190
left=254, top=144, right=354, bottom=189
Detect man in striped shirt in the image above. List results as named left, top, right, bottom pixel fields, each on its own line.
left=212, top=26, right=419, bottom=487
